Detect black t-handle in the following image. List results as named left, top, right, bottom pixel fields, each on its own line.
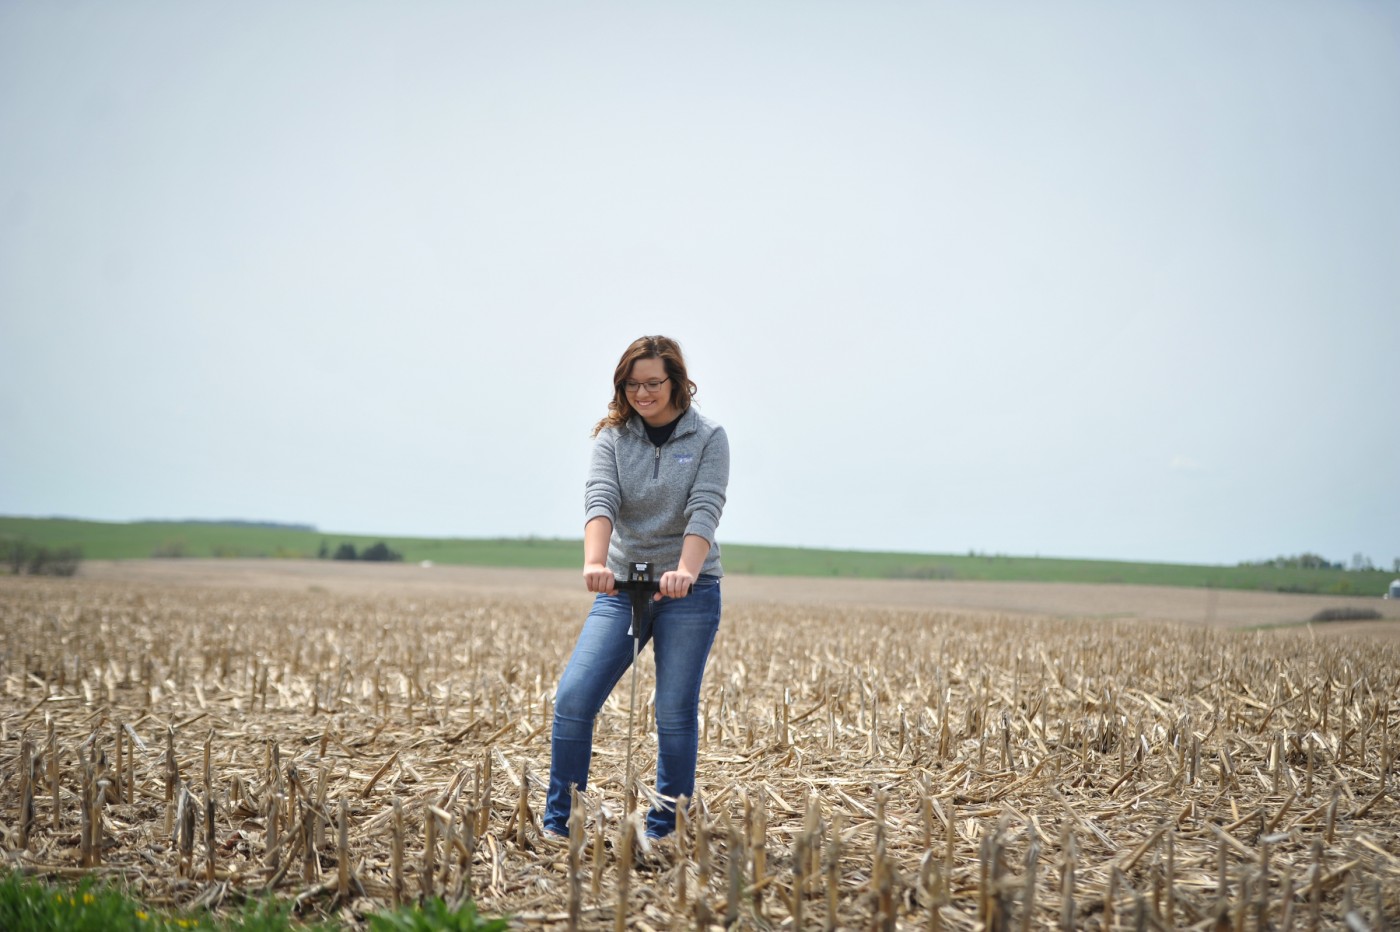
left=612, top=561, right=658, bottom=640
left=612, top=561, right=694, bottom=640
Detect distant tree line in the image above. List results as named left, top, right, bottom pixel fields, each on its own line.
left=1238, top=552, right=1396, bottom=573
left=1, top=539, right=82, bottom=577
left=318, top=540, right=404, bottom=562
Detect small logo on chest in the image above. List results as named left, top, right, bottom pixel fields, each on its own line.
left=673, top=453, right=694, bottom=465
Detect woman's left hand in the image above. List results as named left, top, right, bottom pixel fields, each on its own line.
left=656, top=569, right=696, bottom=600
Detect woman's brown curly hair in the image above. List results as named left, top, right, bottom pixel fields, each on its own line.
left=592, top=335, right=698, bottom=437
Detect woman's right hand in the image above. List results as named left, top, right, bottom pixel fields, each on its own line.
left=583, top=563, right=617, bottom=595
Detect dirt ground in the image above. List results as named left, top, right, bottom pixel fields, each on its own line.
left=6, top=559, right=1399, bottom=928
left=75, top=559, right=1400, bottom=639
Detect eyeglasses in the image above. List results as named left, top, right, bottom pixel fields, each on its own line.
left=622, top=377, right=670, bottom=394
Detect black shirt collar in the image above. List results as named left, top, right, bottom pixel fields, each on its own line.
left=643, top=411, right=684, bottom=447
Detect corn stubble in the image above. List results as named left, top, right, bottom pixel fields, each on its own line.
left=2, top=576, right=1398, bottom=929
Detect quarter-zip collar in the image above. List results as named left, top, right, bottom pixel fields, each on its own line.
left=626, top=405, right=700, bottom=443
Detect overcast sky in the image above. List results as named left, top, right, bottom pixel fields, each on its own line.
left=2, top=2, right=1397, bottom=568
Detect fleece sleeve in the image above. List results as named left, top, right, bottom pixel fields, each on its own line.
left=583, top=428, right=621, bottom=525
left=683, top=425, right=729, bottom=544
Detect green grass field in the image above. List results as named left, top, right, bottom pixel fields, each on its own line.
left=0, top=872, right=505, bottom=931
left=1, top=515, right=1392, bottom=596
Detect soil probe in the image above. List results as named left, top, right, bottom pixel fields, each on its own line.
left=611, top=561, right=689, bottom=816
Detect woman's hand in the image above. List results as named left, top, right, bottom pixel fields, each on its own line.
left=583, top=563, right=616, bottom=595
left=656, top=568, right=696, bottom=600
left=656, top=536, right=709, bottom=600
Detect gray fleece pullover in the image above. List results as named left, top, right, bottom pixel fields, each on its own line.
left=584, top=406, right=729, bottom=578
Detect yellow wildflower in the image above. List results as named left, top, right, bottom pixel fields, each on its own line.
left=136, top=910, right=149, bottom=920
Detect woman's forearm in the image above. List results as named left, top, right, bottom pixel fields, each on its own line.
left=677, top=534, right=711, bottom=577
left=583, top=516, right=613, bottom=567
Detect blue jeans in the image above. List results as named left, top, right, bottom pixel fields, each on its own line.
left=544, top=576, right=721, bottom=838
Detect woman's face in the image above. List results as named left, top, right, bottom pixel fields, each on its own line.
left=624, top=356, right=676, bottom=426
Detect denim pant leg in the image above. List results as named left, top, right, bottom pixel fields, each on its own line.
left=543, top=594, right=638, bottom=835
left=647, top=579, right=722, bottom=837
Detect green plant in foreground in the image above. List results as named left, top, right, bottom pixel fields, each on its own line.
left=0, top=874, right=176, bottom=932
left=0, top=873, right=505, bottom=932
left=369, top=898, right=509, bottom=932
left=223, top=897, right=327, bottom=932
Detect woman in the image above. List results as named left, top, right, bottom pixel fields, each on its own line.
left=543, top=335, right=729, bottom=840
